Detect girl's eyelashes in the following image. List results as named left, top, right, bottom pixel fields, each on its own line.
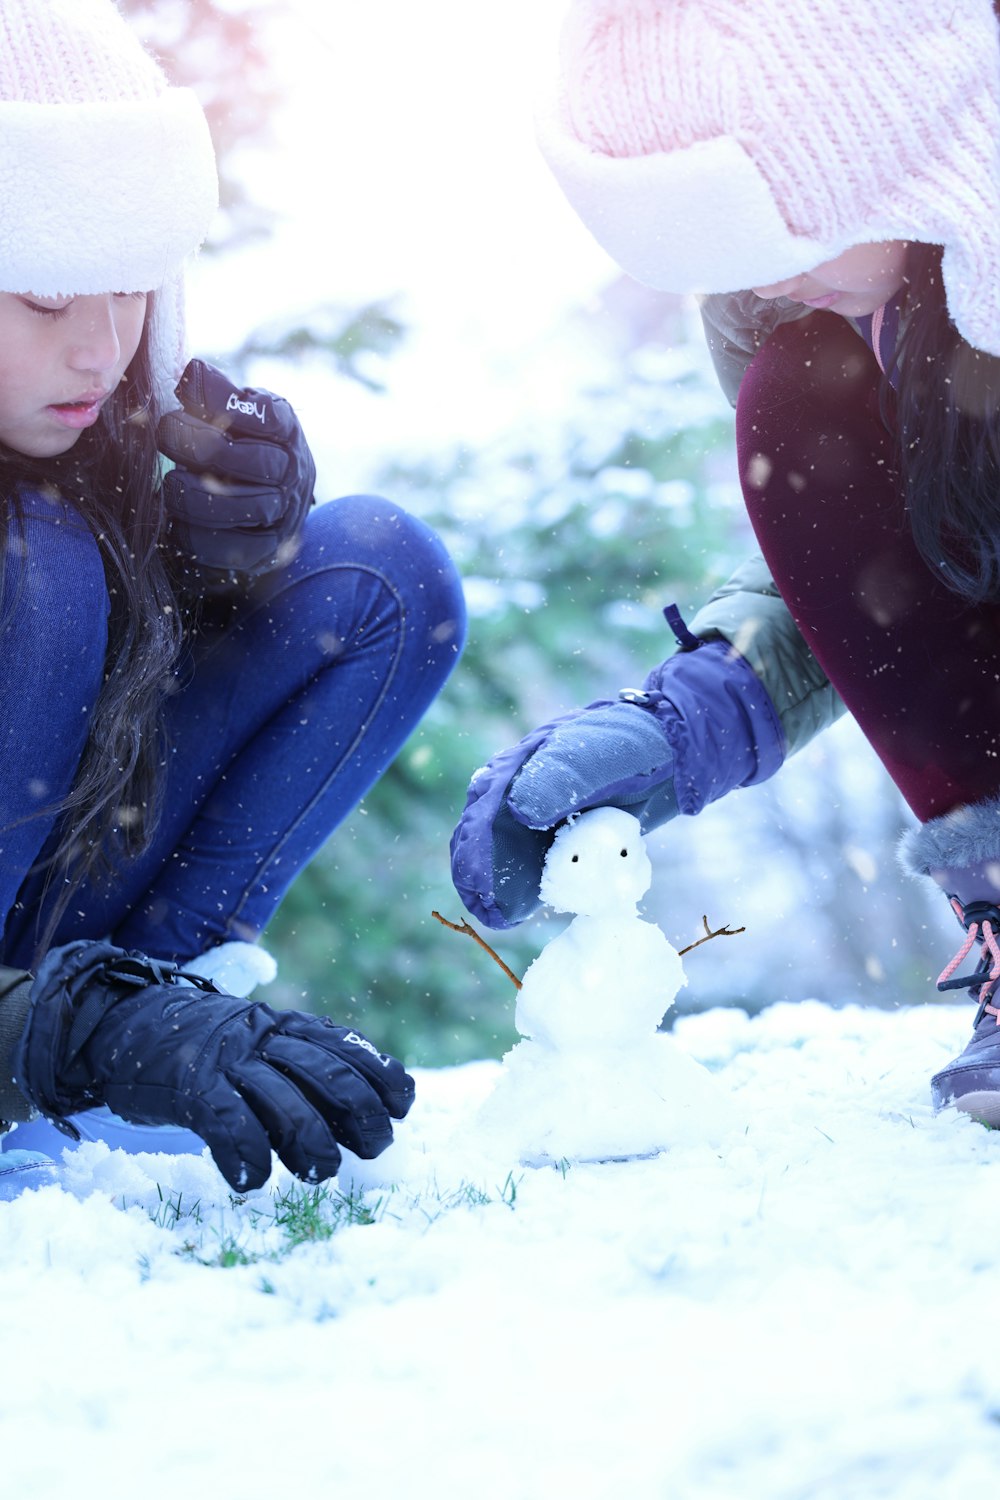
left=18, top=291, right=148, bottom=318
left=20, top=297, right=71, bottom=319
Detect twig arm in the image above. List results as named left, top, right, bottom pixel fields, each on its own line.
left=432, top=911, right=523, bottom=990
left=678, top=914, right=746, bottom=958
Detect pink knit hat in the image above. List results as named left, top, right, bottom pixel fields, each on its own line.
left=537, top=0, right=1000, bottom=355
left=0, top=0, right=218, bottom=404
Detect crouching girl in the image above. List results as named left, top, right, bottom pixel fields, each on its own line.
left=0, top=0, right=465, bottom=1197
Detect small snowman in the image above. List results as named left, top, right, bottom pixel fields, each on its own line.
left=479, top=806, right=735, bottom=1164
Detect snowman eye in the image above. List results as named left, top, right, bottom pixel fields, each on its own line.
left=620, top=849, right=628, bottom=857
left=571, top=854, right=579, bottom=863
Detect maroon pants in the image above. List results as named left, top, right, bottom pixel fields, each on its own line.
left=735, top=313, right=1000, bottom=822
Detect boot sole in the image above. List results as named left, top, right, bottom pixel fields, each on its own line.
left=0, top=1156, right=60, bottom=1200
left=951, top=1090, right=1000, bottom=1128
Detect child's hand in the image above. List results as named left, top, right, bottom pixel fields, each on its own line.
left=450, top=701, right=677, bottom=931
left=157, top=359, right=317, bottom=583
left=451, top=639, right=787, bottom=930
left=14, top=940, right=413, bottom=1192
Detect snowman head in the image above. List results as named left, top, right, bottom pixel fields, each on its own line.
left=539, top=807, right=651, bottom=917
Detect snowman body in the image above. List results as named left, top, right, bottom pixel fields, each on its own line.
left=516, top=804, right=684, bottom=1047
left=481, top=807, right=734, bottom=1162
left=515, top=908, right=684, bottom=1053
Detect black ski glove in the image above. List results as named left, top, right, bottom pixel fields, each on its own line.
left=158, top=359, right=317, bottom=589
left=12, top=940, right=413, bottom=1192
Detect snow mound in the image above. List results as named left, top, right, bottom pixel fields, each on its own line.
left=3, top=1000, right=1000, bottom=1500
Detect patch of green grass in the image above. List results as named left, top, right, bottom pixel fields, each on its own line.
left=205, top=1233, right=260, bottom=1270
left=137, top=1185, right=204, bottom=1231
left=271, top=1182, right=388, bottom=1247
left=500, top=1170, right=521, bottom=1208
left=134, top=1169, right=521, bottom=1278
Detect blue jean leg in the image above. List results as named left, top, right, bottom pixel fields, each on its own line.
left=5, top=494, right=465, bottom=967
left=0, top=493, right=108, bottom=939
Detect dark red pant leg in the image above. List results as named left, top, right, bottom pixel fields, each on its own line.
left=735, top=312, right=1000, bottom=821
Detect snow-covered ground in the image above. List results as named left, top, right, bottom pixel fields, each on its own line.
left=4, top=998, right=1000, bottom=1500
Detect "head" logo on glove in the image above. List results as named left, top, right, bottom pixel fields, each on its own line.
left=226, top=391, right=267, bottom=426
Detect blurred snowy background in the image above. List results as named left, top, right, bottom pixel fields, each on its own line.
left=127, top=0, right=956, bottom=1063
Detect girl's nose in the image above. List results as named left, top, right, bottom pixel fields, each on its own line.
left=66, top=295, right=121, bottom=374
left=752, top=276, right=801, bottom=301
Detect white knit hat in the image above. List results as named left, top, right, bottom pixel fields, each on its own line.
left=0, top=0, right=218, bottom=404
left=537, top=0, right=1000, bottom=355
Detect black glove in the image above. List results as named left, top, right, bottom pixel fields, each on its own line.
left=158, top=359, right=317, bottom=587
left=13, top=940, right=413, bottom=1192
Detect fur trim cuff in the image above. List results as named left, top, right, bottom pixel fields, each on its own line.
left=898, top=795, right=1000, bottom=879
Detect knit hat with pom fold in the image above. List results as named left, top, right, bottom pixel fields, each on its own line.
left=536, top=0, right=1000, bottom=355
left=0, top=0, right=218, bottom=403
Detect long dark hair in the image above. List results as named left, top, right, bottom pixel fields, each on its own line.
left=0, top=296, right=182, bottom=944
left=891, top=242, right=1000, bottom=603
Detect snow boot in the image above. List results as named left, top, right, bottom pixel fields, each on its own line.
left=0, top=1146, right=61, bottom=1200
left=6, top=1105, right=207, bottom=1159
left=930, top=879, right=1000, bottom=1123
left=900, top=798, right=1000, bottom=1123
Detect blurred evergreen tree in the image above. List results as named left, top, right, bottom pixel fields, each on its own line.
left=263, top=322, right=746, bottom=1064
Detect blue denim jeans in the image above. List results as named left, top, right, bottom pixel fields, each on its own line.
left=0, top=489, right=465, bottom=970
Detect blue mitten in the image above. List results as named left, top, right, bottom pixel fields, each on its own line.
left=451, top=616, right=786, bottom=929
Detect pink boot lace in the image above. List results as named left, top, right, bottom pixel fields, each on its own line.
left=937, top=899, right=1000, bottom=1023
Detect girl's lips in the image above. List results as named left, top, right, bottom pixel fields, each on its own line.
left=46, top=394, right=108, bottom=430
left=798, top=291, right=842, bottom=309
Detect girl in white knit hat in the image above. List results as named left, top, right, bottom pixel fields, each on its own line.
left=0, top=0, right=466, bottom=1199
left=451, top=0, right=1000, bottom=1126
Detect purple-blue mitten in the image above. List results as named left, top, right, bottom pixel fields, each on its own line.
left=451, top=620, right=785, bottom=929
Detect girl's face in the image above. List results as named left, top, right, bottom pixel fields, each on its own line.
left=751, top=241, right=909, bottom=317
left=0, top=290, right=148, bottom=458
